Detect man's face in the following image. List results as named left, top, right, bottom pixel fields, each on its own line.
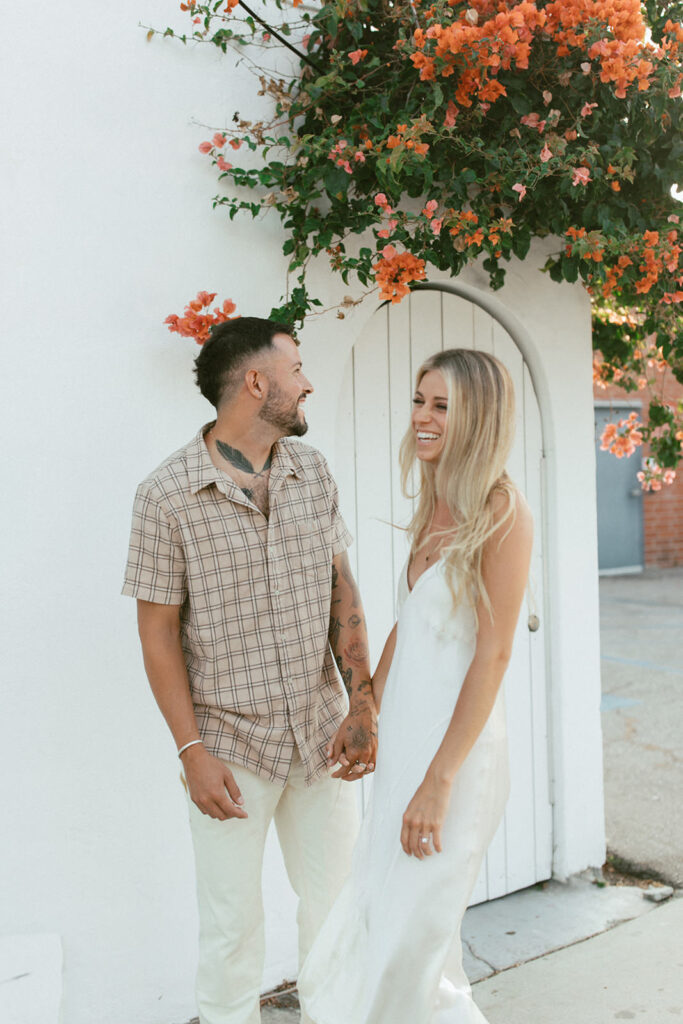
left=259, top=334, right=314, bottom=437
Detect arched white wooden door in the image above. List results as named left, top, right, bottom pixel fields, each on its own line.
left=335, top=288, right=553, bottom=902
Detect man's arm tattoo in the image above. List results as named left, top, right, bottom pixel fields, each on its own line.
left=343, top=639, right=368, bottom=665
left=328, top=615, right=342, bottom=649
left=335, top=656, right=353, bottom=696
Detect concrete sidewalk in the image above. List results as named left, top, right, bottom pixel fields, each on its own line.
left=475, top=895, right=683, bottom=1023
left=599, top=567, right=683, bottom=886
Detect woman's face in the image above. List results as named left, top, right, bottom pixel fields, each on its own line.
left=411, top=369, right=448, bottom=463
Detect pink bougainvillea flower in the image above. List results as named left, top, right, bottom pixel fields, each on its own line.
left=375, top=193, right=388, bottom=207
left=354, top=151, right=366, bottom=163
left=542, top=90, right=552, bottom=105
left=565, top=129, right=578, bottom=140
left=229, top=139, right=243, bottom=150
left=381, top=244, right=397, bottom=259
left=571, top=166, right=591, bottom=186
left=423, top=199, right=438, bottom=217
left=302, top=33, right=311, bottom=49
left=521, top=112, right=546, bottom=132
left=444, top=101, right=458, bottom=127
left=540, top=143, right=552, bottom=163
left=581, top=102, right=598, bottom=117
left=216, top=156, right=233, bottom=172
left=668, top=214, right=680, bottom=224
left=349, top=48, right=368, bottom=65
left=512, top=183, right=527, bottom=201
left=212, top=133, right=227, bottom=148
left=198, top=141, right=212, bottom=154
left=431, top=218, right=443, bottom=235
left=581, top=62, right=592, bottom=74
left=378, top=229, right=391, bottom=238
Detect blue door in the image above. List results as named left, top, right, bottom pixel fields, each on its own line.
left=595, top=402, right=644, bottom=573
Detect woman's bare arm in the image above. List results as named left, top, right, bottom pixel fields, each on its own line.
left=400, top=493, right=533, bottom=858
left=371, top=622, right=397, bottom=712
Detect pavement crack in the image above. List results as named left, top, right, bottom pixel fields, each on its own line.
left=463, top=937, right=497, bottom=974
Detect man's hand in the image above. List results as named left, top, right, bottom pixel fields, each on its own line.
left=181, top=743, right=248, bottom=820
left=327, top=702, right=378, bottom=781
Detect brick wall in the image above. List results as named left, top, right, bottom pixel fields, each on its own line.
left=594, top=370, right=683, bottom=568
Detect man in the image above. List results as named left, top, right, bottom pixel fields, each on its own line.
left=122, top=317, right=377, bottom=1024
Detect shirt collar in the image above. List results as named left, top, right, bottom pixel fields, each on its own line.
left=186, top=423, right=300, bottom=495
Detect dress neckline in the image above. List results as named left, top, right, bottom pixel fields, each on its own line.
left=405, top=556, right=442, bottom=594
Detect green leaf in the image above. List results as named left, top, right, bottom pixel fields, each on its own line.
left=562, top=257, right=579, bottom=283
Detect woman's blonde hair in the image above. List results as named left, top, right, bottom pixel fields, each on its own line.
left=399, top=347, right=517, bottom=620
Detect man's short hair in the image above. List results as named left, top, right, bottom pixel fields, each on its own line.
left=194, top=317, right=295, bottom=408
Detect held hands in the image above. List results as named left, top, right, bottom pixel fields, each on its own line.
left=327, top=702, right=378, bottom=782
left=401, top=771, right=452, bottom=858
left=181, top=743, right=248, bottom=821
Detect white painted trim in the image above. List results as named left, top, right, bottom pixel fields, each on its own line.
left=598, top=565, right=644, bottom=576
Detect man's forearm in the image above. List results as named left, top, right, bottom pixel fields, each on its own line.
left=328, top=554, right=374, bottom=708
left=137, top=605, right=201, bottom=750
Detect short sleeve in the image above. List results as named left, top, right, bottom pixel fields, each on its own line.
left=322, top=459, right=353, bottom=557
left=121, top=484, right=187, bottom=604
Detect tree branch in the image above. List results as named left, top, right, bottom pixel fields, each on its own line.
left=238, top=1, right=323, bottom=73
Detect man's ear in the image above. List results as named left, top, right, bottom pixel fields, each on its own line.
left=245, top=368, right=265, bottom=400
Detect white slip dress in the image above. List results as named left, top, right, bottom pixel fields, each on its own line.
left=298, top=558, right=510, bottom=1024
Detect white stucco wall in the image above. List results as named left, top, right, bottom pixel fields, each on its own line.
left=1, top=4, right=603, bottom=1023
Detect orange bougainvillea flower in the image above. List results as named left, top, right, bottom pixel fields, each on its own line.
left=444, top=101, right=458, bottom=126
left=373, top=249, right=426, bottom=302
left=165, top=292, right=238, bottom=345
left=600, top=412, right=644, bottom=458
left=349, top=48, right=368, bottom=65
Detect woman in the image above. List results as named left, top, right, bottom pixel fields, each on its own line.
left=298, top=348, right=533, bottom=1024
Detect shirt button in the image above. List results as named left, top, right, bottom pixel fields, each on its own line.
left=280, top=635, right=287, bottom=643
left=269, top=546, right=277, bottom=557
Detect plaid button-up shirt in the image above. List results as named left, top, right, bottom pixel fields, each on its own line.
left=122, top=424, right=353, bottom=785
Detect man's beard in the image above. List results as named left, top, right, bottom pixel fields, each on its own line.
left=260, top=380, right=309, bottom=437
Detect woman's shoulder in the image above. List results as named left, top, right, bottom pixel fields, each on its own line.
left=490, top=484, right=533, bottom=542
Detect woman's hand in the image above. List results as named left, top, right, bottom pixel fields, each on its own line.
left=401, top=772, right=452, bottom=858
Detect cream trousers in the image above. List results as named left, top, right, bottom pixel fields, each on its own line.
left=186, top=749, right=359, bottom=1024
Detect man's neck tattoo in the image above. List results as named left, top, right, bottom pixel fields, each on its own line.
left=215, top=439, right=272, bottom=477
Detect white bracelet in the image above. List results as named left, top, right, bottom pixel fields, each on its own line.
left=177, top=739, right=203, bottom=758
